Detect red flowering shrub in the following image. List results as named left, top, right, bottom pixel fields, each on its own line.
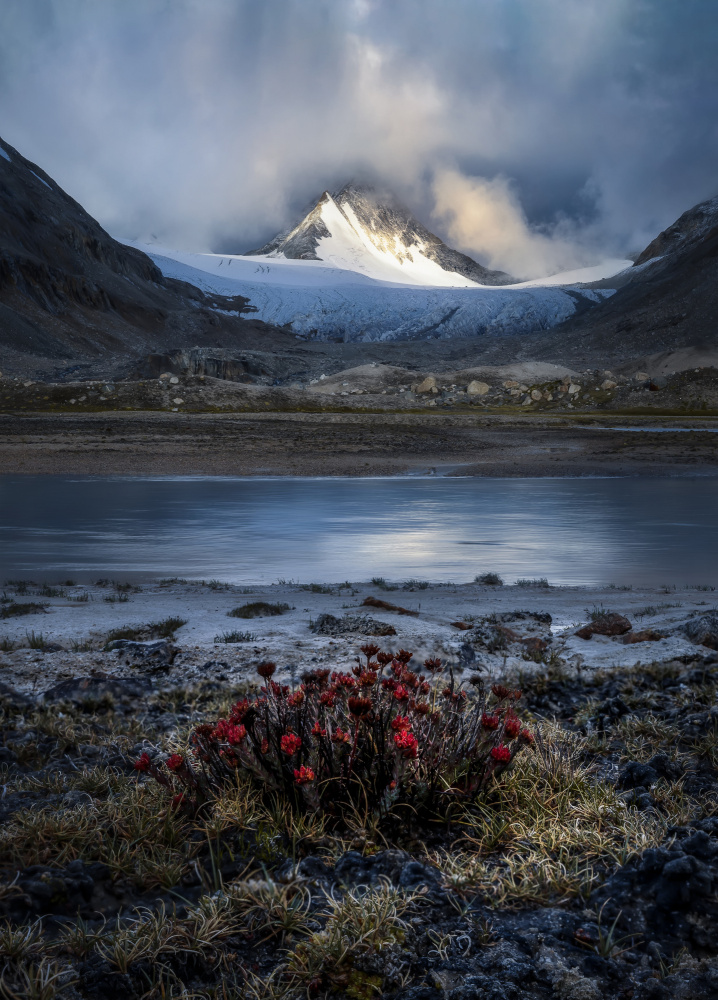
left=135, top=649, right=534, bottom=825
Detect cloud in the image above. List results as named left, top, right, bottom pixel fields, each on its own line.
left=0, top=0, right=717, bottom=269
left=431, top=169, right=594, bottom=279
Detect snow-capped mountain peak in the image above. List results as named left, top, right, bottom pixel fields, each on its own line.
left=245, top=183, right=514, bottom=287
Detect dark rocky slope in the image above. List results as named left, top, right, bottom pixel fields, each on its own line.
left=0, top=137, right=294, bottom=378
left=515, top=194, right=718, bottom=368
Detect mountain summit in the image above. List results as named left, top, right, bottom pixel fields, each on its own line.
left=245, top=183, right=514, bottom=286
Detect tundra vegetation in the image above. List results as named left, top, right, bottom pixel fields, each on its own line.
left=0, top=644, right=716, bottom=999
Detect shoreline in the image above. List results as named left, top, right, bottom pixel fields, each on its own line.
left=1, top=410, right=717, bottom=476
left=1, top=578, right=715, bottom=696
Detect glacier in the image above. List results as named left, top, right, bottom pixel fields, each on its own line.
left=125, top=241, right=629, bottom=342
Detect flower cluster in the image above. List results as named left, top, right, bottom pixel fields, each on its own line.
left=134, top=647, right=534, bottom=825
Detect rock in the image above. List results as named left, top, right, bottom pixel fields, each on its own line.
left=575, top=613, right=632, bottom=640
left=415, top=376, right=437, bottom=394
left=333, top=849, right=444, bottom=897
left=617, top=761, right=659, bottom=789
left=530, top=389, right=543, bottom=400
left=42, top=675, right=153, bottom=705
left=568, top=383, right=581, bottom=395
left=106, top=638, right=178, bottom=668
left=680, top=830, right=718, bottom=860
left=645, top=752, right=683, bottom=780
left=623, top=629, right=663, bottom=644
left=310, top=613, right=396, bottom=637
left=79, top=954, right=134, bottom=1000
left=600, top=380, right=617, bottom=389
left=635, top=371, right=650, bottom=380
left=648, top=376, right=668, bottom=390
left=0, top=681, right=35, bottom=708
left=681, top=614, right=718, bottom=649
left=466, top=380, right=490, bottom=396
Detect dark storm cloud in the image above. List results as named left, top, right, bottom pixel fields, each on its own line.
left=1, top=0, right=716, bottom=274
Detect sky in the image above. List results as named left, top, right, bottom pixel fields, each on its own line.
left=1, top=0, right=717, bottom=278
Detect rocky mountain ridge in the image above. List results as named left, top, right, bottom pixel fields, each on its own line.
left=246, top=183, right=513, bottom=286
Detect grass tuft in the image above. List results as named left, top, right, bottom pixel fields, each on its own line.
left=228, top=602, right=291, bottom=619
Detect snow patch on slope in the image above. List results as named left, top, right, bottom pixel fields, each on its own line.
left=310, top=195, right=478, bottom=287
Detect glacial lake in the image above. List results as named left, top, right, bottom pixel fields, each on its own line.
left=0, top=475, right=716, bottom=588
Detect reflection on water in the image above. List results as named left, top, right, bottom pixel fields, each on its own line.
left=0, top=476, right=716, bottom=587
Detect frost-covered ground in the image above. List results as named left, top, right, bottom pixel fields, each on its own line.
left=124, top=239, right=630, bottom=342
left=1, top=579, right=713, bottom=696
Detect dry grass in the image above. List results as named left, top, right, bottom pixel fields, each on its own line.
left=429, top=725, right=667, bottom=905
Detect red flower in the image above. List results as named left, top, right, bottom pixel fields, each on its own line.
left=213, top=719, right=230, bottom=741
left=257, top=661, right=276, bottom=679
left=331, top=727, right=351, bottom=744
left=227, top=724, right=247, bottom=746
left=319, top=691, right=337, bottom=707
left=491, top=684, right=511, bottom=700
left=229, top=698, right=251, bottom=723
left=348, top=696, right=373, bottom=719
left=391, top=714, right=411, bottom=731
left=504, top=715, right=521, bottom=739
left=336, top=674, right=356, bottom=689
left=312, top=721, right=327, bottom=738
left=270, top=681, right=290, bottom=698
left=491, top=744, right=511, bottom=763
left=134, top=752, right=151, bottom=772
left=423, top=657, right=442, bottom=673
left=394, top=730, right=419, bottom=759
left=414, top=702, right=430, bottom=715
left=280, top=734, right=302, bottom=755
left=359, top=670, right=378, bottom=687
left=419, top=681, right=430, bottom=695
left=482, top=713, right=500, bottom=730
left=360, top=643, right=380, bottom=660
left=519, top=728, right=534, bottom=745
left=288, top=689, right=305, bottom=707
left=396, top=649, right=413, bottom=664
left=382, top=677, right=397, bottom=691
left=165, top=753, right=184, bottom=772
left=294, top=766, right=315, bottom=785
left=393, top=685, right=409, bottom=702
left=376, top=651, right=393, bottom=666
left=219, top=749, right=239, bottom=767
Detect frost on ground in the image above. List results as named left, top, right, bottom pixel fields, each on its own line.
left=1, top=578, right=715, bottom=696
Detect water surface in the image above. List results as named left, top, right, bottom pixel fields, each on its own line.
left=0, top=475, right=715, bottom=587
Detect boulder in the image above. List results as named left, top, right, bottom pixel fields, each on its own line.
left=310, top=613, right=396, bottom=637
left=466, top=380, right=490, bottom=396
left=42, top=676, right=153, bottom=705
left=623, top=629, right=664, bottom=644
left=105, top=638, right=177, bottom=668
left=575, top=613, right=632, bottom=640
left=681, top=614, right=718, bottom=649
left=414, top=376, right=437, bottom=394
